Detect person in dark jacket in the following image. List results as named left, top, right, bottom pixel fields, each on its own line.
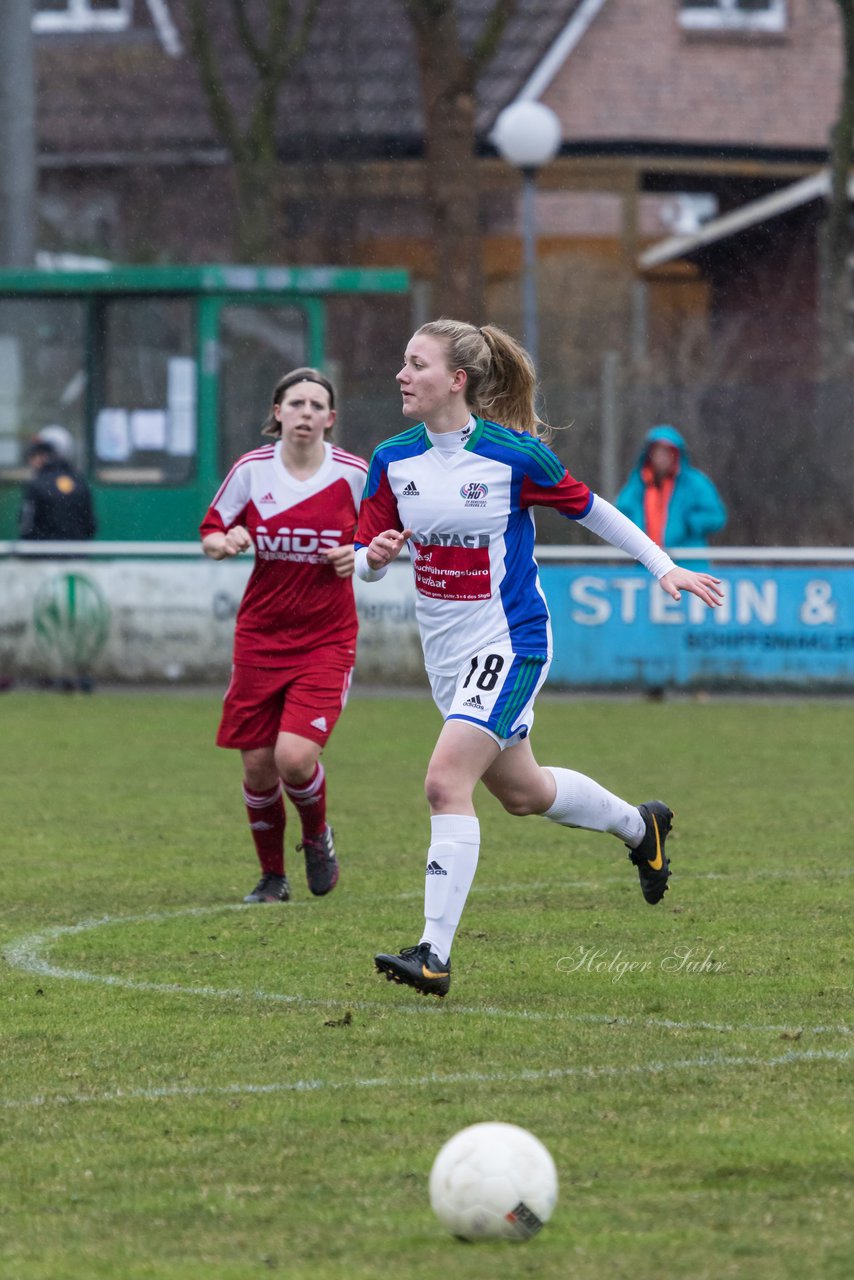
left=614, top=425, right=726, bottom=549
left=18, top=435, right=98, bottom=692
left=19, top=438, right=97, bottom=542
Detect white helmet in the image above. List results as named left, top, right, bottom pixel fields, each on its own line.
left=36, top=425, right=76, bottom=462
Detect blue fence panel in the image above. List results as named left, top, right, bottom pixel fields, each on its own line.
left=540, top=564, right=854, bottom=689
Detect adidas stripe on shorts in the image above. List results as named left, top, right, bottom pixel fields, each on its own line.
left=428, top=639, right=550, bottom=749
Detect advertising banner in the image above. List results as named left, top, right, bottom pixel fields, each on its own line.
left=541, top=563, right=854, bottom=689
left=0, top=553, right=423, bottom=685
left=1, top=549, right=851, bottom=689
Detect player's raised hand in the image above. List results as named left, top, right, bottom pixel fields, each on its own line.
left=325, top=543, right=356, bottom=578
left=659, top=567, right=724, bottom=608
left=366, top=528, right=413, bottom=570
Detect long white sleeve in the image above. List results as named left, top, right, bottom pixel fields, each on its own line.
left=577, top=493, right=677, bottom=579
left=354, top=545, right=389, bottom=582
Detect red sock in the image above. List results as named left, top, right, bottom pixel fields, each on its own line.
left=242, top=783, right=286, bottom=875
left=283, top=762, right=327, bottom=840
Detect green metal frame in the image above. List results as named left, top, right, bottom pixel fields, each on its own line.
left=0, top=264, right=409, bottom=297
left=0, top=265, right=408, bottom=541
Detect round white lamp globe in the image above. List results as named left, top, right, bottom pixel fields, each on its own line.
left=492, top=101, right=562, bottom=170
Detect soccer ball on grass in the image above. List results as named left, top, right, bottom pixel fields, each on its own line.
left=429, top=1121, right=558, bottom=1242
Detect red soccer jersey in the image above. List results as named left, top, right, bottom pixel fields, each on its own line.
left=200, top=441, right=368, bottom=665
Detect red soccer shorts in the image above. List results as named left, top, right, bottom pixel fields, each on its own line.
left=216, top=646, right=355, bottom=750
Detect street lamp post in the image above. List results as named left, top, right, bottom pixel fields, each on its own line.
left=492, top=101, right=562, bottom=370
left=519, top=165, right=540, bottom=370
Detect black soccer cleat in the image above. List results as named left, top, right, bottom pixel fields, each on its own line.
left=297, top=825, right=339, bottom=896
left=627, top=801, right=673, bottom=904
left=243, top=872, right=290, bottom=903
left=375, top=942, right=451, bottom=998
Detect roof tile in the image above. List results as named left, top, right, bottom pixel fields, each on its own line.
left=35, top=0, right=582, bottom=158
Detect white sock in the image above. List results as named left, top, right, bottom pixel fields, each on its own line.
left=419, top=813, right=480, bottom=965
left=543, top=767, right=645, bottom=845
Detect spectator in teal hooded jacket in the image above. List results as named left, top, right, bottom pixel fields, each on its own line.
left=614, top=425, right=727, bottom=548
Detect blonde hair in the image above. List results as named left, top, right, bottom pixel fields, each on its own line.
left=415, top=319, right=550, bottom=440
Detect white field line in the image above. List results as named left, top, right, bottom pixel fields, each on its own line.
left=1, top=1048, right=850, bottom=1113
left=3, top=905, right=852, bottom=1038
left=3, top=903, right=852, bottom=1113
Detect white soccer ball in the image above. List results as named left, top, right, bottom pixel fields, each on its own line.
left=429, top=1121, right=558, bottom=1242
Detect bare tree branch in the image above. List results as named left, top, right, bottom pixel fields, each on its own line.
left=228, top=0, right=267, bottom=73
left=828, top=0, right=854, bottom=272
left=185, top=0, right=243, bottom=157
left=181, top=0, right=322, bottom=259
left=471, top=0, right=518, bottom=73
left=400, top=0, right=520, bottom=316
left=822, top=0, right=854, bottom=373
left=280, top=0, right=322, bottom=76
left=401, top=0, right=451, bottom=32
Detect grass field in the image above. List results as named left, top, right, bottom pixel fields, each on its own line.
left=0, top=689, right=851, bottom=1279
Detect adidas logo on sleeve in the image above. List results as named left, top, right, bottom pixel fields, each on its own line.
left=425, top=860, right=448, bottom=875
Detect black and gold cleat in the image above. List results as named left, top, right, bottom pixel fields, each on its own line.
left=375, top=942, right=451, bottom=998
left=627, top=801, right=673, bottom=904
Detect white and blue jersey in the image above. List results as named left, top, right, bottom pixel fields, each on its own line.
left=355, top=417, right=593, bottom=680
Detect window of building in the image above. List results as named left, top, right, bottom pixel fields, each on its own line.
left=33, top=0, right=133, bottom=35
left=217, top=306, right=308, bottom=473
left=94, top=297, right=196, bottom=484
left=679, top=0, right=787, bottom=33
left=0, top=299, right=88, bottom=478
left=0, top=296, right=197, bottom=487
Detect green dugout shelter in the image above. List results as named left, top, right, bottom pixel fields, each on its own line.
left=0, top=264, right=410, bottom=541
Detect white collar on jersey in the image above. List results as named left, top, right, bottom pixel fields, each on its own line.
left=274, top=438, right=332, bottom=486
left=426, top=414, right=476, bottom=454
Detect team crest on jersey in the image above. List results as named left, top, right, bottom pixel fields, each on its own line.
left=460, top=481, right=488, bottom=507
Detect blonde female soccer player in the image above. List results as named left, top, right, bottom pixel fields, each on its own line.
left=354, top=321, right=723, bottom=996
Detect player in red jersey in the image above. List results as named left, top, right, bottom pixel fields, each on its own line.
left=200, top=368, right=368, bottom=903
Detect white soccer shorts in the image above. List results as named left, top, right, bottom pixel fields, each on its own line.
left=428, top=640, right=550, bottom=749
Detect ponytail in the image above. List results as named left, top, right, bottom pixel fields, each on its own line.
left=414, top=319, right=549, bottom=439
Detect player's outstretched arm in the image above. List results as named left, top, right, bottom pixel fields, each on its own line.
left=659, top=567, right=724, bottom=608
